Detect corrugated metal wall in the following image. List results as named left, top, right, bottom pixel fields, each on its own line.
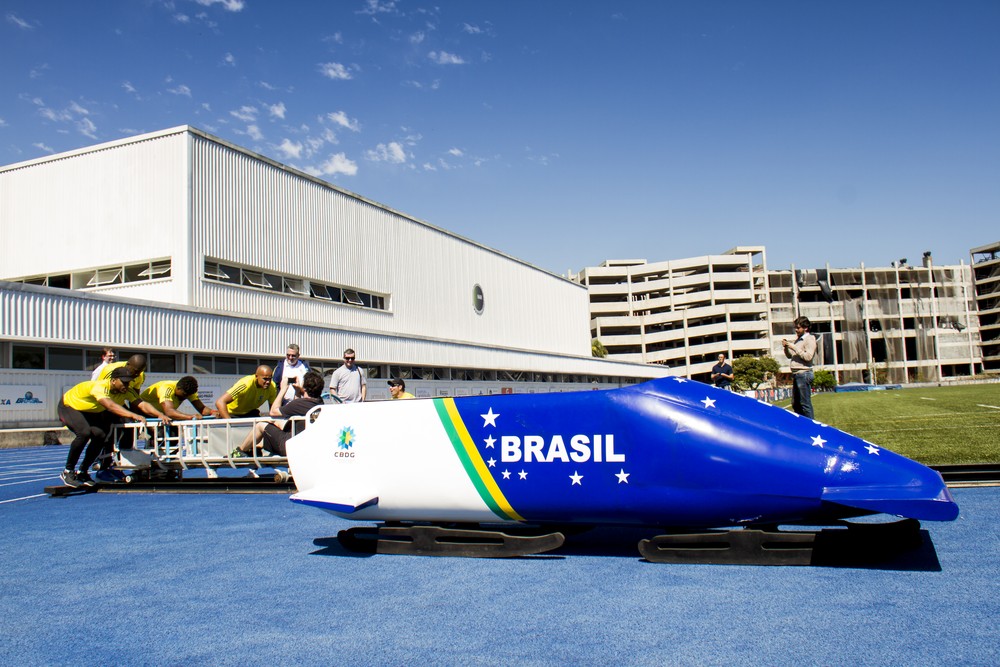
left=1, top=282, right=665, bottom=379
left=188, top=133, right=591, bottom=357
left=0, top=131, right=190, bottom=303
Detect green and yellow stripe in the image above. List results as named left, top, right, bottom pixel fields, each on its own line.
left=434, top=398, right=524, bottom=522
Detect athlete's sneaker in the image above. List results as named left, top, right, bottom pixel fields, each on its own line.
left=231, top=448, right=246, bottom=458
left=60, top=469, right=81, bottom=488
left=76, top=471, right=97, bottom=487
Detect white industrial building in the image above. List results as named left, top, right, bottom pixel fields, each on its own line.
left=0, top=126, right=668, bottom=428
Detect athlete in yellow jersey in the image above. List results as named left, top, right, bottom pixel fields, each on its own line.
left=140, top=376, right=219, bottom=421
left=59, top=367, right=170, bottom=487
left=95, top=354, right=148, bottom=393
left=215, top=365, right=278, bottom=419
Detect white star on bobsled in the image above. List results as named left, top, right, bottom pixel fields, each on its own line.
left=518, top=469, right=528, bottom=480
left=569, top=471, right=583, bottom=485
left=672, top=377, right=688, bottom=383
left=616, top=469, right=630, bottom=484
left=487, top=458, right=496, bottom=467
left=811, top=435, right=827, bottom=448
left=483, top=435, right=496, bottom=449
left=502, top=470, right=511, bottom=480
left=866, top=444, right=880, bottom=455
left=481, top=408, right=499, bottom=427
left=701, top=397, right=716, bottom=408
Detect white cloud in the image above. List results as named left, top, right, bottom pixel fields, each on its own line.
left=405, top=79, right=441, bottom=91
left=318, top=152, right=358, bottom=176
left=194, top=0, right=245, bottom=11
left=410, top=31, right=425, bottom=44
left=223, top=52, right=236, bottom=66
left=277, top=138, right=302, bottom=160
left=0, top=117, right=7, bottom=127
left=428, top=51, right=465, bottom=65
left=365, top=142, right=406, bottom=164
left=230, top=105, right=258, bottom=122
left=69, top=101, right=90, bottom=116
left=268, top=102, right=286, bottom=119
left=122, top=81, right=137, bottom=94
left=29, top=63, right=49, bottom=79
left=33, top=142, right=54, bottom=153
left=448, top=148, right=463, bottom=157
left=174, top=13, right=190, bottom=23
left=326, top=111, right=360, bottom=132
left=358, top=0, right=398, bottom=15
left=77, top=117, right=98, bottom=139
left=318, top=62, right=352, bottom=80
left=6, top=12, right=33, bottom=29
left=422, top=162, right=436, bottom=171
left=462, top=23, right=482, bottom=34
left=247, top=124, right=263, bottom=141
left=168, top=84, right=192, bottom=97
left=306, top=136, right=326, bottom=154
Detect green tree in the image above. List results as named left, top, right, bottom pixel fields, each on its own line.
left=732, top=355, right=781, bottom=391
left=591, top=338, right=607, bottom=358
left=812, top=369, right=837, bottom=391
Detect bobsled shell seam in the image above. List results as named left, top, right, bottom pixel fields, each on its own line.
left=435, top=398, right=524, bottom=522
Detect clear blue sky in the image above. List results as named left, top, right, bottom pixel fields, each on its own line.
left=3, top=1, right=998, bottom=275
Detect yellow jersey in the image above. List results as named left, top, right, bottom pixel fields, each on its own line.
left=96, top=361, right=146, bottom=393
left=62, top=379, right=138, bottom=413
left=140, top=380, right=199, bottom=413
left=224, top=375, right=278, bottom=416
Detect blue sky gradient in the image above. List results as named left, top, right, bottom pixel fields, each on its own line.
left=2, top=1, right=998, bottom=274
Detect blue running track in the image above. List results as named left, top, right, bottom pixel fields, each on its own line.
left=1, top=446, right=998, bottom=666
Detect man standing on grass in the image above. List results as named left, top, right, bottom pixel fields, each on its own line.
left=782, top=316, right=817, bottom=419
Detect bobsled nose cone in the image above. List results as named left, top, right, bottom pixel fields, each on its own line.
left=822, top=468, right=960, bottom=522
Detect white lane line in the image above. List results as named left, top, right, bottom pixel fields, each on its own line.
left=920, top=397, right=936, bottom=401
left=977, top=404, right=1000, bottom=410
left=0, top=474, right=61, bottom=488
left=0, top=494, right=46, bottom=504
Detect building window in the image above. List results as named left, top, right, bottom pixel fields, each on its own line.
left=12, top=345, right=45, bottom=369
left=49, top=347, right=84, bottom=371
left=202, top=258, right=388, bottom=311
left=149, top=354, right=177, bottom=373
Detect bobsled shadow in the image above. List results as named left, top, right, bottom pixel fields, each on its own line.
left=310, top=536, right=376, bottom=559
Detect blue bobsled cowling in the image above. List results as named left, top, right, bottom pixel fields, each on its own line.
left=452, top=377, right=958, bottom=527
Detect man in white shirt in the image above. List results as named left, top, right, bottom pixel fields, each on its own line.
left=274, top=343, right=310, bottom=406
left=90, top=347, right=116, bottom=381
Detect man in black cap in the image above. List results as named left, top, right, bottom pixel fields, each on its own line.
left=58, top=367, right=169, bottom=487
left=388, top=377, right=414, bottom=400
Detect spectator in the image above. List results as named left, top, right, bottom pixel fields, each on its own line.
left=388, top=377, right=414, bottom=400
left=273, top=343, right=310, bottom=406
left=215, top=365, right=277, bottom=419
left=711, top=353, right=734, bottom=391
left=90, top=347, right=116, bottom=381
left=233, top=371, right=325, bottom=457
left=782, top=316, right=817, bottom=418
left=329, top=348, right=366, bottom=403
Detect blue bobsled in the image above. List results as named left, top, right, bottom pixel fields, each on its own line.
left=287, top=377, right=958, bottom=559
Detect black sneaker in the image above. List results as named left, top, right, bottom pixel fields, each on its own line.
left=60, top=469, right=81, bottom=488
left=76, top=471, right=97, bottom=487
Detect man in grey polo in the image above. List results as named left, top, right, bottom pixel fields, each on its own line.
left=329, top=348, right=366, bottom=403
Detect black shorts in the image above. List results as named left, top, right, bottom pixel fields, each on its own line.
left=261, top=423, right=292, bottom=456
